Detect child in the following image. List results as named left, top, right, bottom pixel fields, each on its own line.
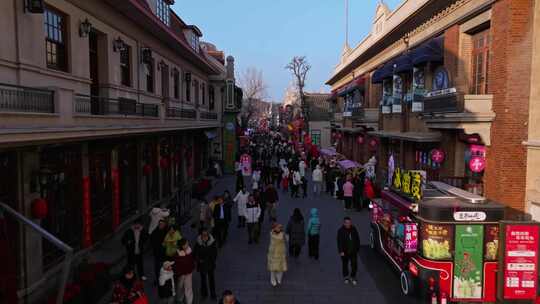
left=307, top=208, right=321, bottom=260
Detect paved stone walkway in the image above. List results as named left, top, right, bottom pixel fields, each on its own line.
left=120, top=174, right=423, bottom=304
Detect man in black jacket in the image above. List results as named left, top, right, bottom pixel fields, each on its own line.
left=213, top=197, right=231, bottom=248
left=337, top=217, right=360, bottom=285
left=194, top=228, right=218, bottom=300
left=121, top=219, right=148, bottom=280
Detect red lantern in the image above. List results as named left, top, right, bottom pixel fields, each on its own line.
left=430, top=149, right=445, bottom=164
left=160, top=157, right=170, bottom=169
left=143, top=164, right=152, bottom=175
left=368, top=137, right=379, bottom=151
left=31, top=198, right=48, bottom=220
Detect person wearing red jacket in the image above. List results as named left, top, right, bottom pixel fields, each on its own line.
left=174, top=239, right=195, bottom=304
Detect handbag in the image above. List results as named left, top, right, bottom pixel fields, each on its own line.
left=133, top=294, right=149, bottom=304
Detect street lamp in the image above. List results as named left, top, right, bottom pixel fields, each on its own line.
left=113, top=37, right=127, bottom=52
left=79, top=18, right=92, bottom=38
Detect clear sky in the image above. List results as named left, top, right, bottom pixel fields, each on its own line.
left=172, top=0, right=402, bottom=102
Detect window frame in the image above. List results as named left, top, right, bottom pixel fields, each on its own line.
left=201, top=83, right=206, bottom=106
left=471, top=29, right=491, bottom=95
left=44, top=6, right=68, bottom=71
left=120, top=46, right=131, bottom=87
left=156, top=0, right=170, bottom=26
left=173, top=69, right=180, bottom=100
left=145, top=58, right=155, bottom=93
left=209, top=85, right=215, bottom=111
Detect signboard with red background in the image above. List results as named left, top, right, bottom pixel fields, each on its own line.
left=502, top=224, right=539, bottom=300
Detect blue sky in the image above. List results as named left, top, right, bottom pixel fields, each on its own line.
left=173, top=0, right=402, bottom=101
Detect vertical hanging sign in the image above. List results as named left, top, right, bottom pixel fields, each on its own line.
left=503, top=224, right=539, bottom=300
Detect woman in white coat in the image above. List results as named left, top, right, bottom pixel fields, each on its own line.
left=233, top=187, right=249, bottom=228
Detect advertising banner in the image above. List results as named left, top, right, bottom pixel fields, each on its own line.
left=503, top=225, right=539, bottom=300
left=454, top=225, right=484, bottom=299
left=404, top=223, right=418, bottom=253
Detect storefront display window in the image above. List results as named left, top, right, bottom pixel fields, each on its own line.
left=420, top=223, right=454, bottom=260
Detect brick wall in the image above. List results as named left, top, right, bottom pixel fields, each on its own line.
left=484, top=0, right=534, bottom=211
left=444, top=24, right=460, bottom=86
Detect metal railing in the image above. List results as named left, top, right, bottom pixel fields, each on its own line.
left=0, top=83, right=55, bottom=113
left=74, top=94, right=159, bottom=117
left=167, top=107, right=197, bottom=119
left=199, top=111, right=218, bottom=120
left=0, top=202, right=72, bottom=304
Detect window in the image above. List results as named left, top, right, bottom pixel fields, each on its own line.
left=311, top=130, right=321, bottom=146
left=120, top=46, right=131, bottom=87
left=173, top=69, right=180, bottom=100
left=201, top=83, right=206, bottom=105
left=189, top=32, right=199, bottom=52
left=471, top=29, right=491, bottom=94
left=144, top=59, right=154, bottom=93
left=209, top=86, right=215, bottom=110
left=156, top=0, right=170, bottom=26
left=185, top=75, right=191, bottom=102
left=193, top=79, right=200, bottom=106
left=44, top=7, right=67, bottom=71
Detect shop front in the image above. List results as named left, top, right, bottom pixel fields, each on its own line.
left=0, top=151, right=20, bottom=303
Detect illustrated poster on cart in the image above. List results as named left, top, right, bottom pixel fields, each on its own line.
left=454, top=225, right=483, bottom=299
left=503, top=225, right=539, bottom=300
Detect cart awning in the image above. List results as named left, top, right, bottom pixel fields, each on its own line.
left=338, top=160, right=361, bottom=170
left=320, top=147, right=337, bottom=156
left=368, top=131, right=442, bottom=143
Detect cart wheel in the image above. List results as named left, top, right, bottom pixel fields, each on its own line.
left=369, top=228, right=376, bottom=250
left=400, top=270, right=415, bottom=296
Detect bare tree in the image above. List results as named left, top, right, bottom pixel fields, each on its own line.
left=285, top=56, right=311, bottom=125
left=238, top=67, right=268, bottom=128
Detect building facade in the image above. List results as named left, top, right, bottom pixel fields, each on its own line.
left=0, top=0, right=237, bottom=302
left=327, top=0, right=538, bottom=217
left=305, top=93, right=333, bottom=148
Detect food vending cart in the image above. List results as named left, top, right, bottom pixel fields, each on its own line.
left=369, top=179, right=506, bottom=303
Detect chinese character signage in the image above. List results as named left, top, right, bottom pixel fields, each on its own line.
left=392, top=168, right=424, bottom=201
left=404, top=223, right=418, bottom=253
left=454, top=225, right=484, bottom=299
left=503, top=225, right=539, bottom=300
left=453, top=211, right=487, bottom=222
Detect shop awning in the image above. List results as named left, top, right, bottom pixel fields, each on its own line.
left=338, top=160, right=362, bottom=170
left=410, top=36, right=444, bottom=65
left=340, top=127, right=365, bottom=134
left=368, top=131, right=442, bottom=142
left=337, top=76, right=366, bottom=96
left=372, top=60, right=395, bottom=84
left=393, top=54, right=413, bottom=74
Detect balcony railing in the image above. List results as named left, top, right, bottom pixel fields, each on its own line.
left=0, top=83, right=55, bottom=113
left=74, top=94, right=159, bottom=117
left=199, top=111, right=218, bottom=120
left=167, top=107, right=197, bottom=119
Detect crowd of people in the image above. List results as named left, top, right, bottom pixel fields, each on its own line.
left=111, top=130, right=370, bottom=303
